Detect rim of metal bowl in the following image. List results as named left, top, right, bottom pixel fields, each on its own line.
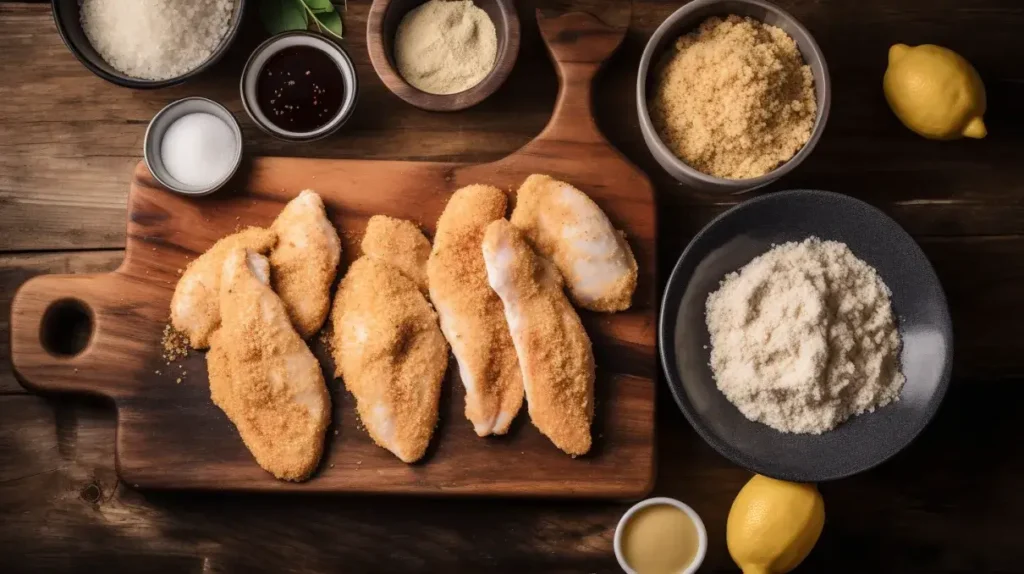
left=239, top=31, right=360, bottom=143
left=143, top=96, right=244, bottom=196
left=51, top=0, right=247, bottom=89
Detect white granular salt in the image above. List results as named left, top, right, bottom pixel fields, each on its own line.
left=81, top=0, right=235, bottom=81
left=705, top=237, right=905, bottom=434
left=161, top=113, right=237, bottom=187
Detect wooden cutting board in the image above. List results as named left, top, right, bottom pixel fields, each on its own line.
left=11, top=11, right=657, bottom=497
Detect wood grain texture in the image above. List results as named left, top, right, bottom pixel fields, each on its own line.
left=0, top=251, right=123, bottom=394
left=366, top=0, right=522, bottom=111
left=10, top=11, right=657, bottom=496
left=3, top=1, right=1024, bottom=378
left=3, top=0, right=1024, bottom=570
left=0, top=1, right=556, bottom=251
left=4, top=382, right=1024, bottom=573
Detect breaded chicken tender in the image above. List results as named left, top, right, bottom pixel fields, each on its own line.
left=427, top=185, right=523, bottom=436
left=170, top=227, right=277, bottom=348
left=270, top=190, right=342, bottom=338
left=511, top=174, right=638, bottom=312
left=482, top=219, right=595, bottom=456
left=208, top=248, right=331, bottom=481
left=361, top=215, right=431, bottom=294
left=331, top=255, right=448, bottom=463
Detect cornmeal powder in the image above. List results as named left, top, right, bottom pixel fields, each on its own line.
left=395, top=0, right=497, bottom=95
left=650, top=16, right=817, bottom=179
left=705, top=238, right=905, bottom=434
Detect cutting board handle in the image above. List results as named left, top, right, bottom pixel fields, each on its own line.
left=10, top=271, right=154, bottom=400
left=534, top=9, right=627, bottom=145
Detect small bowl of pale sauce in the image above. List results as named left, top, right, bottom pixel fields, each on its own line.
left=614, top=497, right=707, bottom=574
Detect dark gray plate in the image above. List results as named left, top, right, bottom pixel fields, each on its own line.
left=659, top=190, right=953, bottom=482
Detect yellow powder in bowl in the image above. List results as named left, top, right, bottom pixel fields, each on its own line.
left=649, top=15, right=817, bottom=180
left=394, top=0, right=497, bottom=95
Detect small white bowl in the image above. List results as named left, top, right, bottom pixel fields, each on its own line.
left=614, top=497, right=708, bottom=574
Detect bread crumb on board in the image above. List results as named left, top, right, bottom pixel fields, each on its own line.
left=161, top=324, right=191, bottom=362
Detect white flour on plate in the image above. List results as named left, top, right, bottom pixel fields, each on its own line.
left=705, top=237, right=905, bottom=434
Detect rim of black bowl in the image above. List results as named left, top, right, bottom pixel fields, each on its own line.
left=657, top=189, right=954, bottom=482
left=51, top=0, right=247, bottom=89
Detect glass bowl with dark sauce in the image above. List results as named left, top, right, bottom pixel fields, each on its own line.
left=241, top=32, right=358, bottom=142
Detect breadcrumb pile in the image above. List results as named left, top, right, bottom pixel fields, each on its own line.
left=161, top=324, right=190, bottom=362
left=650, top=15, right=816, bottom=179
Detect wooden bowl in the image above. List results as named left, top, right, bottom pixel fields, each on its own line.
left=367, top=0, right=520, bottom=112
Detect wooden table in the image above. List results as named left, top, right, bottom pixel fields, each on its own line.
left=2, top=0, right=1022, bottom=571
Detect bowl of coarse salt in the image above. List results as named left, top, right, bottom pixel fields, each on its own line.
left=660, top=190, right=953, bottom=482
left=144, top=98, right=243, bottom=196
left=52, top=0, right=246, bottom=89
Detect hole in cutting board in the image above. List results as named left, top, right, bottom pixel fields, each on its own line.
left=40, top=298, right=94, bottom=357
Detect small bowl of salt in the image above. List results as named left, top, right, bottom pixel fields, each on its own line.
left=144, top=97, right=243, bottom=196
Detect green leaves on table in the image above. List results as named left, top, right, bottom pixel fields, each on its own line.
left=260, top=0, right=307, bottom=35
left=260, top=0, right=344, bottom=40
left=314, top=9, right=344, bottom=38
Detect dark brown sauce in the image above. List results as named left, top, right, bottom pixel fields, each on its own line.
left=256, top=46, right=345, bottom=133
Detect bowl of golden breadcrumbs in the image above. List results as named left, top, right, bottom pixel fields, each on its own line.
left=637, top=0, right=831, bottom=193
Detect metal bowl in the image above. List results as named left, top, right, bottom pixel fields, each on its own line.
left=659, top=190, right=953, bottom=482
left=637, top=0, right=831, bottom=193
left=51, top=0, right=246, bottom=89
left=143, top=97, right=243, bottom=196
left=240, top=32, right=359, bottom=142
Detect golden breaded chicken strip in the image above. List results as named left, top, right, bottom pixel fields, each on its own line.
left=270, top=190, right=342, bottom=338
left=170, top=226, right=277, bottom=348
left=511, top=174, right=638, bottom=312
left=331, top=256, right=448, bottom=463
left=361, top=215, right=431, bottom=294
left=482, top=219, right=595, bottom=456
left=427, top=184, right=523, bottom=436
left=208, top=248, right=331, bottom=481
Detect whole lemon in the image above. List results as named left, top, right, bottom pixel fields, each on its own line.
left=726, top=475, right=825, bottom=574
left=883, top=43, right=987, bottom=139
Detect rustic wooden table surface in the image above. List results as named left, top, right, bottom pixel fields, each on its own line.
left=2, top=0, right=1023, bottom=572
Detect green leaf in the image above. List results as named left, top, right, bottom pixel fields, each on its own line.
left=313, top=8, right=344, bottom=39
left=261, top=0, right=308, bottom=35
left=302, top=0, right=335, bottom=14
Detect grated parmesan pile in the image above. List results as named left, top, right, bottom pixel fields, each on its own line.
left=81, top=0, right=236, bottom=81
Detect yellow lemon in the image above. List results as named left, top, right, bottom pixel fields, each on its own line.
left=726, top=475, right=825, bottom=574
left=883, top=43, right=986, bottom=139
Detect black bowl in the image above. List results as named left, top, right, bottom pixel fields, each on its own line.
left=52, top=0, right=246, bottom=89
left=659, top=190, right=953, bottom=482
